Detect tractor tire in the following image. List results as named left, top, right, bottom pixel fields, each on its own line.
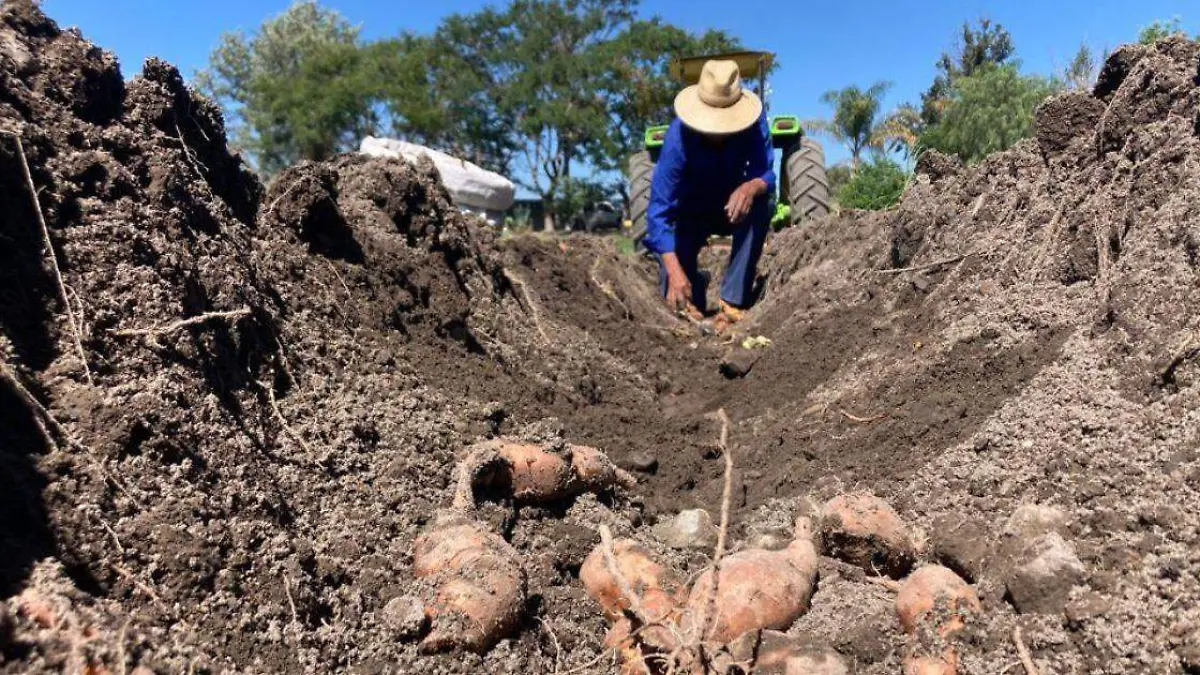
left=783, top=138, right=830, bottom=225
left=627, top=151, right=654, bottom=243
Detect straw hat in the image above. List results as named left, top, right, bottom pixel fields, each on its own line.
left=673, top=60, right=762, bottom=135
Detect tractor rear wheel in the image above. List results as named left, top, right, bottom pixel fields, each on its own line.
left=783, top=138, right=830, bottom=225
left=627, top=151, right=654, bottom=243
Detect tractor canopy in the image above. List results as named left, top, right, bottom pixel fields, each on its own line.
left=669, top=51, right=774, bottom=84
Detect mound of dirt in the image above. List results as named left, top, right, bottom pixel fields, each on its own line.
left=2, top=3, right=1199, bottom=674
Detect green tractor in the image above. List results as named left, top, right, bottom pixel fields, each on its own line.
left=627, top=51, right=830, bottom=243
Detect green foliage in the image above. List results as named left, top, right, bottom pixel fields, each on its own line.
left=197, top=1, right=378, bottom=174
left=826, top=164, right=852, bottom=197
left=920, top=64, right=1060, bottom=163
left=1139, top=17, right=1186, bottom=44
left=837, top=156, right=907, bottom=210
left=1064, top=44, right=1097, bottom=91
left=199, top=0, right=729, bottom=222
left=921, top=19, right=1014, bottom=126
left=807, top=82, right=893, bottom=168
left=401, top=0, right=738, bottom=227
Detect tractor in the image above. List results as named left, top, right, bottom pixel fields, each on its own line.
left=627, top=51, right=830, bottom=243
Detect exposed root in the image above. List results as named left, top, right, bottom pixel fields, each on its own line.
left=259, top=376, right=313, bottom=456
left=838, top=408, right=888, bottom=424
left=865, top=576, right=901, bottom=592
left=1013, top=625, right=1040, bottom=675
left=598, top=524, right=657, bottom=630
left=589, top=256, right=632, bottom=319
left=283, top=575, right=300, bottom=627
left=174, top=122, right=216, bottom=201
left=503, top=269, right=550, bottom=344
left=2, top=131, right=93, bottom=383
left=697, top=408, right=733, bottom=643
left=111, top=563, right=167, bottom=611
left=874, top=253, right=971, bottom=275
left=0, top=360, right=82, bottom=452
left=113, top=307, right=252, bottom=344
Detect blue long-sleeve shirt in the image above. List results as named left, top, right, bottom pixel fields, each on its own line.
left=643, top=114, right=776, bottom=254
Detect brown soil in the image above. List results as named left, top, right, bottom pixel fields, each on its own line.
left=1, top=4, right=1198, bottom=674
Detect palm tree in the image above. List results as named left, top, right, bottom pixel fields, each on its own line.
left=807, top=82, right=915, bottom=170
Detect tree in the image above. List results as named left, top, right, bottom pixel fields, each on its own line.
left=1139, top=17, right=1186, bottom=44
left=921, top=19, right=1014, bottom=126
left=372, top=13, right=518, bottom=175
left=413, top=0, right=739, bottom=229
left=807, top=82, right=910, bottom=170
left=1064, top=44, right=1098, bottom=91
left=920, top=64, right=1060, bottom=163
left=837, top=156, right=907, bottom=210
left=197, top=1, right=378, bottom=174
left=592, top=19, right=740, bottom=175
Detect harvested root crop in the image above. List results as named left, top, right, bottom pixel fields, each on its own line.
left=819, top=493, right=917, bottom=578
left=896, top=565, right=980, bottom=675
left=411, top=513, right=527, bottom=653
left=580, top=518, right=822, bottom=672
left=580, top=533, right=682, bottom=653
left=895, top=565, right=980, bottom=636
left=682, top=517, right=820, bottom=644
left=454, top=439, right=637, bottom=508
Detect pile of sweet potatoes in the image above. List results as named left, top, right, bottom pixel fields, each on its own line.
left=580, top=493, right=982, bottom=674
left=410, top=440, right=636, bottom=653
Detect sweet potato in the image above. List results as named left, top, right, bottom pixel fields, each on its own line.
left=903, top=653, right=958, bottom=675
left=604, top=618, right=653, bottom=675
left=569, top=444, right=638, bottom=493
left=580, top=537, right=681, bottom=624
left=456, top=440, right=636, bottom=507
left=723, top=630, right=849, bottom=675
left=895, top=564, right=980, bottom=636
left=682, top=518, right=820, bottom=644
left=411, top=514, right=527, bottom=653
left=820, top=493, right=916, bottom=578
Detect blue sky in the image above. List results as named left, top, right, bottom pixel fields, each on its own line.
left=41, top=0, right=1198, bottom=170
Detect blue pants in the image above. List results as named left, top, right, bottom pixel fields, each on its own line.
left=656, top=198, right=769, bottom=310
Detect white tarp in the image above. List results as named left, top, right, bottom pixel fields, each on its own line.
left=359, top=137, right=515, bottom=213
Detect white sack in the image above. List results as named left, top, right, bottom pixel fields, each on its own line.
left=360, top=137, right=515, bottom=212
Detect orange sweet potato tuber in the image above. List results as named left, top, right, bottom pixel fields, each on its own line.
left=456, top=440, right=637, bottom=508
left=580, top=537, right=681, bottom=624
left=411, top=514, right=527, bottom=653
left=820, top=493, right=916, bottom=578
left=903, top=652, right=958, bottom=675
left=895, top=564, right=980, bottom=636
left=681, top=519, right=820, bottom=644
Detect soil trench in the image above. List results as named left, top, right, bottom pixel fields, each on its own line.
left=2, top=5, right=1199, bottom=675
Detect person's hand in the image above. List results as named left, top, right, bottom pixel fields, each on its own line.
left=725, top=178, right=768, bottom=224
left=662, top=252, right=692, bottom=311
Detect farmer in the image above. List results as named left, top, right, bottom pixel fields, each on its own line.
left=644, top=59, right=775, bottom=332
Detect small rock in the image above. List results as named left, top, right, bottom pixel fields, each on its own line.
left=1004, top=504, right=1069, bottom=541
left=652, top=509, right=717, bottom=550
left=131, top=667, right=157, bottom=675
left=820, top=493, right=916, bottom=578
left=1064, top=591, right=1112, bottom=625
left=1005, top=532, right=1086, bottom=614
left=382, top=596, right=428, bottom=638
left=746, top=526, right=791, bottom=552
left=782, top=651, right=850, bottom=675
left=620, top=452, right=658, bottom=474
left=719, top=348, right=760, bottom=379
